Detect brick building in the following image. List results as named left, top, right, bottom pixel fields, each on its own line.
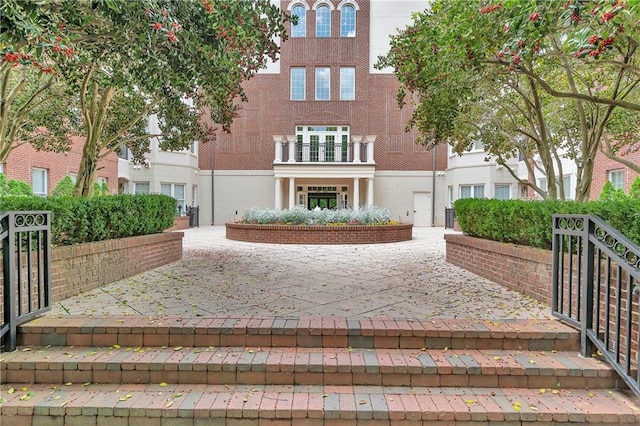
left=1, top=137, right=117, bottom=196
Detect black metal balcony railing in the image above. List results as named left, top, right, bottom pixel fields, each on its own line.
left=552, top=214, right=640, bottom=397
left=1, top=211, right=52, bottom=352
left=279, top=142, right=369, bottom=163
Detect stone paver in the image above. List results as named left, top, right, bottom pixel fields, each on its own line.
left=50, top=227, right=550, bottom=320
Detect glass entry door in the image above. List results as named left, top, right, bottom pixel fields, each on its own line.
left=308, top=193, right=338, bottom=209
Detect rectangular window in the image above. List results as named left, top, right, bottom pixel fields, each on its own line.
left=192, top=185, right=197, bottom=206
left=447, top=185, right=453, bottom=207
left=161, top=183, right=186, bottom=215
left=563, top=175, right=572, bottom=199
left=290, top=67, right=305, bottom=100
left=0, top=163, right=4, bottom=174
left=69, top=173, right=78, bottom=184
left=609, top=169, right=624, bottom=190
left=340, top=67, right=355, bottom=100
left=133, top=182, right=150, bottom=194
left=315, top=67, right=330, bottom=100
left=494, top=184, right=510, bottom=200
left=190, top=141, right=197, bottom=154
left=467, top=139, right=484, bottom=151
left=538, top=178, right=548, bottom=192
left=32, top=168, right=48, bottom=196
left=460, top=184, right=484, bottom=199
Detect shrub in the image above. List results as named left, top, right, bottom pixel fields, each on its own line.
left=0, top=174, right=33, bottom=197
left=630, top=176, right=640, bottom=199
left=0, top=194, right=176, bottom=245
left=241, top=206, right=394, bottom=225
left=598, top=180, right=626, bottom=201
left=51, top=176, right=75, bottom=197
left=454, top=198, right=640, bottom=250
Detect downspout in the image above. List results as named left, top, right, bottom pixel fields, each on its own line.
left=431, top=144, right=436, bottom=227
left=211, top=141, right=215, bottom=225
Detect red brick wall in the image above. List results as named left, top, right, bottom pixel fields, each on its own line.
left=444, top=234, right=554, bottom=305
left=199, top=0, right=446, bottom=173
left=590, top=148, right=640, bottom=199
left=2, top=136, right=118, bottom=195
left=226, top=223, right=413, bottom=244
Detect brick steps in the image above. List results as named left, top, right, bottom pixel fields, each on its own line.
left=1, top=346, right=615, bottom=389
left=1, top=383, right=639, bottom=425
left=2, top=315, right=635, bottom=424
left=17, top=316, right=579, bottom=351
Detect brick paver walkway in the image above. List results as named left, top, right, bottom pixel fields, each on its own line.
left=49, top=227, right=550, bottom=320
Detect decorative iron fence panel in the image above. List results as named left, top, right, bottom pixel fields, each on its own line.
left=1, top=211, right=52, bottom=351
left=552, top=214, right=640, bottom=397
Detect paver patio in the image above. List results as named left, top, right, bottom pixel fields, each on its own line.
left=49, top=227, right=550, bottom=320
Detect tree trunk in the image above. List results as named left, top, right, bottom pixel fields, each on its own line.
left=73, top=146, right=98, bottom=197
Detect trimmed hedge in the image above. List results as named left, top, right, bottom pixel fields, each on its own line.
left=454, top=198, right=640, bottom=250
left=0, top=194, right=176, bottom=245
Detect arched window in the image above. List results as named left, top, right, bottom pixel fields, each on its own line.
left=291, top=4, right=306, bottom=37
left=316, top=4, right=331, bottom=37
left=340, top=4, right=356, bottom=37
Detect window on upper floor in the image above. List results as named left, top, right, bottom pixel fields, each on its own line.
left=340, top=67, right=355, bottom=100
left=316, top=4, right=331, bottom=37
left=291, top=4, right=306, bottom=37
left=609, top=169, right=624, bottom=190
left=340, top=4, right=356, bottom=37
left=315, top=67, right=330, bottom=100
left=32, top=168, right=48, bottom=196
left=467, top=139, right=484, bottom=152
left=290, top=67, right=306, bottom=100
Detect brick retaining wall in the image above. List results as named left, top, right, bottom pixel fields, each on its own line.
left=1, top=232, right=183, bottom=321
left=226, top=223, right=413, bottom=244
left=444, top=234, right=553, bottom=305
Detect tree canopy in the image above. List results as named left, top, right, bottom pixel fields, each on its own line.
left=1, top=0, right=291, bottom=196
left=377, top=0, right=640, bottom=201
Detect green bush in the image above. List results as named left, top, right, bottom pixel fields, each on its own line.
left=0, top=174, right=33, bottom=196
left=51, top=176, right=75, bottom=197
left=454, top=198, right=640, bottom=250
left=0, top=194, right=176, bottom=245
left=630, top=176, right=640, bottom=199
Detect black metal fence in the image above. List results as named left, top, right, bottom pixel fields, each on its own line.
left=279, top=142, right=369, bottom=163
left=1, top=211, right=53, bottom=351
left=552, top=214, right=640, bottom=397
left=444, top=208, right=456, bottom=229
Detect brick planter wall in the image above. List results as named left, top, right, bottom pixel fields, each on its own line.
left=166, top=216, right=189, bottom=231
left=226, top=223, right=413, bottom=244
left=444, top=234, right=553, bottom=305
left=51, top=232, right=183, bottom=302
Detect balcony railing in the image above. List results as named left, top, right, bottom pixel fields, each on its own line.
left=274, top=137, right=375, bottom=164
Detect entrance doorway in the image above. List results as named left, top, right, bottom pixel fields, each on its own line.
left=413, top=191, right=432, bottom=226
left=308, top=193, right=338, bottom=209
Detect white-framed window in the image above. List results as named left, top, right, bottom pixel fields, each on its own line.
left=192, top=185, right=197, bottom=206
left=538, top=178, right=548, bottom=192
left=339, top=67, right=355, bottom=100
left=295, top=126, right=350, bottom=162
left=161, top=183, right=186, bottom=215
left=69, top=173, right=78, bottom=184
left=315, top=67, right=330, bottom=100
left=340, top=4, right=356, bottom=37
left=467, top=139, right=484, bottom=151
left=0, top=163, right=4, bottom=174
left=291, top=4, right=306, bottom=37
left=290, top=67, right=306, bottom=100
left=97, top=177, right=107, bottom=185
left=190, top=141, right=197, bottom=155
left=316, top=4, right=331, bottom=37
left=562, top=175, right=572, bottom=200
left=609, top=169, right=624, bottom=190
left=133, top=182, right=150, bottom=194
left=494, top=184, right=511, bottom=200
left=460, top=184, right=484, bottom=199
left=32, top=168, right=48, bottom=196
left=447, top=185, right=453, bottom=207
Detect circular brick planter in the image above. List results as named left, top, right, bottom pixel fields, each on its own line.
left=225, top=222, right=413, bottom=244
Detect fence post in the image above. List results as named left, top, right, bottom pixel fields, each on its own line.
left=580, top=216, right=595, bottom=358
left=3, top=213, right=18, bottom=351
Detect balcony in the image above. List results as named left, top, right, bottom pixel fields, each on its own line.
left=273, top=135, right=376, bottom=164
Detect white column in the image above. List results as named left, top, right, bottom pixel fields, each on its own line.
left=367, top=177, right=374, bottom=207
left=274, top=177, right=282, bottom=210
left=353, top=177, right=360, bottom=212
left=286, top=135, right=296, bottom=162
left=352, top=136, right=362, bottom=163
left=288, top=177, right=296, bottom=209
left=273, top=136, right=283, bottom=163
left=365, top=135, right=376, bottom=163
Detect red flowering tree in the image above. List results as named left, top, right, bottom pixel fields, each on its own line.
left=378, top=0, right=640, bottom=201
left=2, top=0, right=290, bottom=196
